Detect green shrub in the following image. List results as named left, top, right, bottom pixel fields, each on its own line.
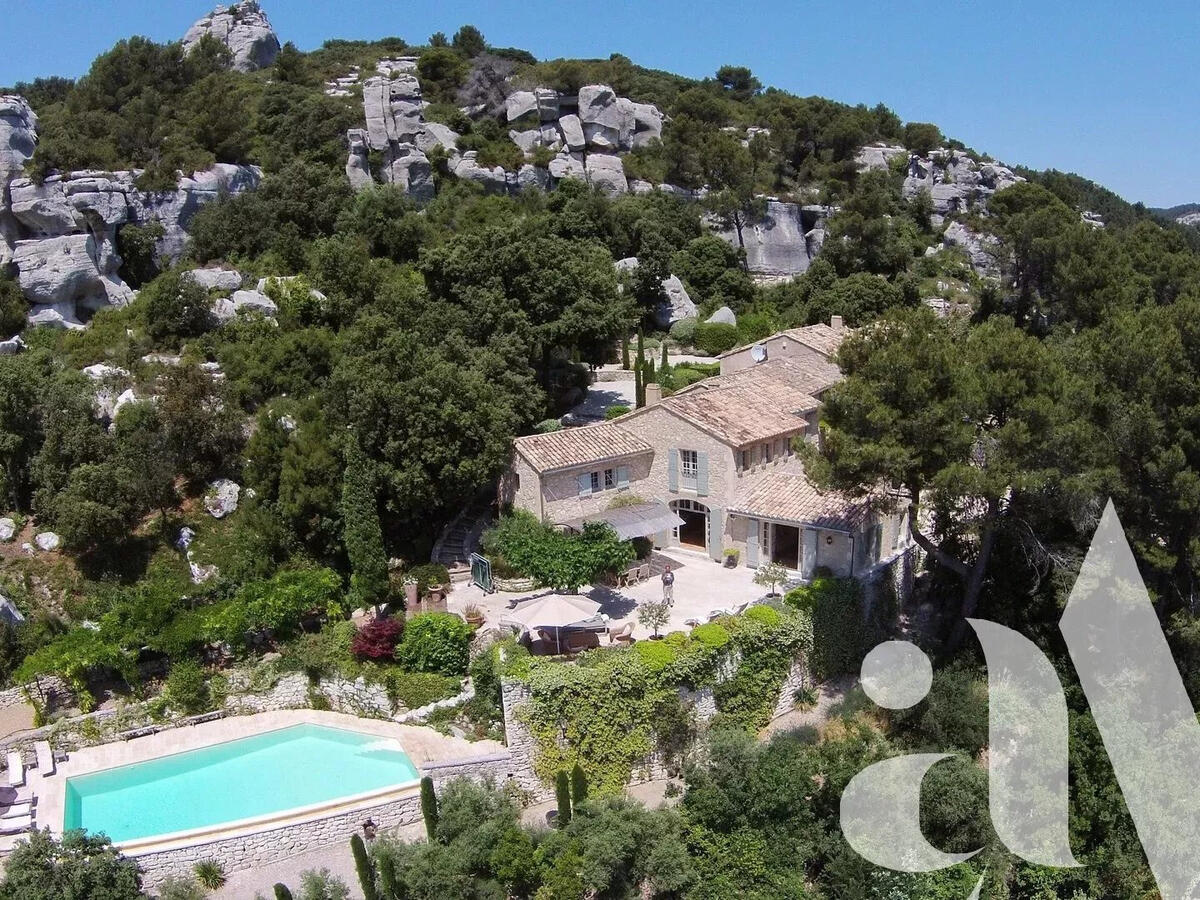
left=164, top=659, right=211, bottom=714
left=384, top=670, right=461, bottom=708
left=632, top=639, right=677, bottom=673
left=691, top=623, right=731, bottom=649
left=788, top=577, right=866, bottom=679
left=668, top=317, right=698, bottom=345
left=692, top=322, right=740, bottom=356
left=194, top=859, right=226, bottom=889
left=534, top=418, right=562, bottom=433
left=744, top=604, right=782, bottom=626
left=555, top=769, right=572, bottom=827
left=603, top=405, right=630, bottom=420
left=407, top=563, right=450, bottom=597
left=158, top=874, right=207, bottom=900
left=394, top=613, right=472, bottom=675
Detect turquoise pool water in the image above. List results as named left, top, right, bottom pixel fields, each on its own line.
left=64, top=723, right=419, bottom=843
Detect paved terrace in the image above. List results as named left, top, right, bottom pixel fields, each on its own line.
left=448, top=547, right=768, bottom=643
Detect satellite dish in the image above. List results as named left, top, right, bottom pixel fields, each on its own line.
left=750, top=344, right=768, bottom=363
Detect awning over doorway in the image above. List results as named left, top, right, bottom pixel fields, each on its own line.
left=562, top=501, right=685, bottom=541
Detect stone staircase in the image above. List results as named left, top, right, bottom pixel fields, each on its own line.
left=432, top=501, right=494, bottom=583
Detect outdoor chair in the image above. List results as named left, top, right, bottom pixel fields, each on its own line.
left=707, top=607, right=732, bottom=622
left=33, top=741, right=53, bottom=776
left=0, top=802, right=31, bottom=820
left=608, top=621, right=635, bottom=644
left=6, top=752, right=23, bottom=789
left=0, top=814, right=31, bottom=834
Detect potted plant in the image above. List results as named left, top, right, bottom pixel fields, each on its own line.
left=403, top=575, right=419, bottom=607
left=427, top=582, right=447, bottom=604
left=464, top=604, right=485, bottom=628
left=637, top=599, right=671, bottom=640
left=753, top=561, right=788, bottom=597
left=723, top=548, right=740, bottom=568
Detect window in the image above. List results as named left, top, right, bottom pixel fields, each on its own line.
left=590, top=471, right=601, bottom=493
left=739, top=449, right=752, bottom=470
left=761, top=441, right=772, bottom=463
left=604, top=468, right=615, bottom=490
left=680, top=449, right=698, bottom=480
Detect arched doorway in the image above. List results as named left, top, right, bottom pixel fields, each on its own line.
left=670, top=499, right=709, bottom=550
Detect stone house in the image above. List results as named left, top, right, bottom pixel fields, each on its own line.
left=500, top=322, right=913, bottom=580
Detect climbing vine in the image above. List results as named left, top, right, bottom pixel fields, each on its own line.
left=511, top=606, right=813, bottom=795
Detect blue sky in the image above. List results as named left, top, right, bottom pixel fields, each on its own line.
left=3, top=0, right=1198, bottom=207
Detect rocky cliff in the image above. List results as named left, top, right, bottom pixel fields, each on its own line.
left=181, top=2, right=280, bottom=73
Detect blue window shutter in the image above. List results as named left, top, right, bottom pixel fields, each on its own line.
left=667, top=448, right=678, bottom=491
left=616, top=465, right=629, bottom=488
left=708, top=506, right=723, bottom=560
left=746, top=519, right=759, bottom=567
left=696, top=451, right=709, bottom=496
left=578, top=473, right=592, bottom=497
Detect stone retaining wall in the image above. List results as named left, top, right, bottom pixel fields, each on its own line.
left=0, top=676, right=71, bottom=711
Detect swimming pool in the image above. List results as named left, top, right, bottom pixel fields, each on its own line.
left=64, top=723, right=420, bottom=843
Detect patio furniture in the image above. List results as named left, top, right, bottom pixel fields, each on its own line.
left=0, top=814, right=31, bottom=834
left=6, top=752, right=23, bottom=788
left=608, top=621, right=635, bottom=644
left=1, top=802, right=31, bottom=820
left=33, top=741, right=53, bottom=776
left=684, top=618, right=701, bottom=628
left=706, top=607, right=732, bottom=622
left=504, top=593, right=603, bottom=654
left=564, top=630, right=601, bottom=654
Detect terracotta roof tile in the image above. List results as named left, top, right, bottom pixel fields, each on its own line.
left=514, top=422, right=651, bottom=473
left=663, top=381, right=819, bottom=446
left=728, top=472, right=872, bottom=531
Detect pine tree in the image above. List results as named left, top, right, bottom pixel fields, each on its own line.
left=420, top=776, right=439, bottom=841
left=350, top=833, right=379, bottom=900
left=570, top=763, right=588, bottom=804
left=555, top=770, right=573, bottom=827
left=341, top=442, right=390, bottom=613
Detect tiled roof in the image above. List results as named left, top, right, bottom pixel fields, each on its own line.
left=678, top=355, right=842, bottom=399
left=719, top=323, right=850, bottom=361
left=728, top=472, right=873, bottom=532
left=514, top=421, right=651, bottom=473
left=663, top=380, right=819, bottom=446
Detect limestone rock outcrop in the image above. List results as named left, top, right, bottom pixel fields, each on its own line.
left=184, top=267, right=243, bottom=292
left=182, top=3, right=281, bottom=73
left=205, top=479, right=241, bottom=519
left=940, top=220, right=1001, bottom=276
left=706, top=306, right=737, bottom=326
left=903, top=150, right=1023, bottom=221
left=854, top=143, right=908, bottom=172
left=350, top=73, right=449, bottom=200
left=0, top=96, right=261, bottom=327
left=656, top=275, right=697, bottom=328
left=584, top=153, right=628, bottom=196
left=713, top=201, right=830, bottom=282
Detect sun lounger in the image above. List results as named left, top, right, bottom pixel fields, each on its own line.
left=0, top=814, right=31, bottom=834
left=6, top=751, right=23, bottom=788
left=1, top=802, right=31, bottom=819
left=608, top=621, right=635, bottom=645
left=33, top=741, right=54, bottom=776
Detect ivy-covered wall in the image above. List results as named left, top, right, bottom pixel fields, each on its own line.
left=500, top=605, right=813, bottom=796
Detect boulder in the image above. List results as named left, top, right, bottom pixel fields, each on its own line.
left=517, top=165, right=550, bottom=192
left=713, top=200, right=825, bottom=281
left=0, top=335, right=24, bottom=356
left=509, top=129, right=541, bottom=155
left=230, top=289, right=278, bottom=315
left=0, top=96, right=37, bottom=182
left=558, top=114, right=586, bottom=152
left=706, top=305, right=737, bottom=326
left=27, top=305, right=83, bottom=330
left=655, top=275, right=697, bottom=328
left=345, top=128, right=373, bottom=190
left=175, top=526, right=196, bottom=550
left=0, top=519, right=15, bottom=542
left=211, top=297, right=237, bottom=322
left=362, top=75, right=423, bottom=151
left=204, top=479, right=241, bottom=519
left=34, top=532, right=61, bottom=552
left=584, top=153, right=628, bottom=196
left=415, top=122, right=459, bottom=154
left=452, top=152, right=509, bottom=195
left=577, top=85, right=633, bottom=150
left=181, top=2, right=281, bottom=73
left=383, top=144, right=434, bottom=201
left=505, top=91, right=538, bottom=122
left=535, top=88, right=560, bottom=121
left=548, top=151, right=586, bottom=182
left=82, top=363, right=130, bottom=381
left=629, top=102, right=664, bottom=148
left=12, top=233, right=132, bottom=314
left=183, top=267, right=242, bottom=291
left=614, top=256, right=639, bottom=273
left=9, top=178, right=82, bottom=234
left=111, top=388, right=142, bottom=420
left=854, top=143, right=907, bottom=172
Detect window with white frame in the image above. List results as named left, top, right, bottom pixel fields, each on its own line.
left=680, top=449, right=698, bottom=482
left=604, top=468, right=616, bottom=490
left=590, top=471, right=602, bottom=493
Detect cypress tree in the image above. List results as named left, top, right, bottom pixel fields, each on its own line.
left=350, top=833, right=379, bottom=900
left=341, top=442, right=390, bottom=613
left=634, top=360, right=644, bottom=408
left=636, top=328, right=645, bottom=368
left=555, top=769, right=573, bottom=827
left=379, top=855, right=401, bottom=900
left=645, top=357, right=656, bottom=383
left=420, top=775, right=439, bottom=841
left=570, top=762, right=588, bottom=804
left=273, top=885, right=293, bottom=900
left=621, top=334, right=630, bottom=370
left=661, top=341, right=669, bottom=371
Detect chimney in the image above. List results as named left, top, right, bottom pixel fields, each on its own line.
left=830, top=315, right=844, bottom=331
left=644, top=383, right=662, bottom=406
